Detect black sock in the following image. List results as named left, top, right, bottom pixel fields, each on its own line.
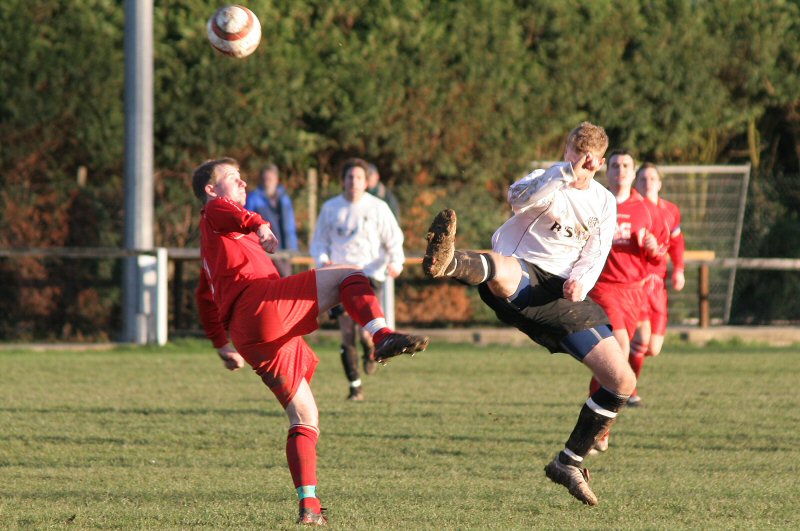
left=562, top=387, right=628, bottom=462
left=446, top=251, right=496, bottom=285
left=340, top=344, right=359, bottom=382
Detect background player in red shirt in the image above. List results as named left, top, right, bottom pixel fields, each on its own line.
left=631, top=162, right=686, bottom=369
left=192, top=158, right=429, bottom=526
left=588, top=150, right=666, bottom=449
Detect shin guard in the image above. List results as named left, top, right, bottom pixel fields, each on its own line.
left=564, top=387, right=628, bottom=460
left=448, top=251, right=496, bottom=285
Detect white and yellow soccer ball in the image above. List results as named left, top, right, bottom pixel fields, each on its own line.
left=206, top=5, right=261, bottom=58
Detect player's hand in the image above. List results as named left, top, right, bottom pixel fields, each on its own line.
left=256, top=224, right=279, bottom=253
left=569, top=153, right=591, bottom=184
left=217, top=343, right=245, bottom=371
left=387, top=263, right=403, bottom=278
left=563, top=278, right=584, bottom=301
left=672, top=270, right=686, bottom=291
left=644, top=232, right=659, bottom=254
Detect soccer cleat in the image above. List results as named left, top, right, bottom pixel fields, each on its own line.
left=363, top=348, right=378, bottom=376
left=423, top=209, right=457, bottom=278
left=298, top=507, right=328, bottom=526
left=627, top=395, right=642, bottom=407
left=373, top=332, right=430, bottom=363
left=544, top=455, right=599, bottom=506
left=347, top=386, right=364, bottom=401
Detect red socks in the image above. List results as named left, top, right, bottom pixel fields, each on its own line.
left=339, top=273, right=392, bottom=343
left=628, top=341, right=648, bottom=396
left=286, top=425, right=320, bottom=512
left=339, top=273, right=384, bottom=326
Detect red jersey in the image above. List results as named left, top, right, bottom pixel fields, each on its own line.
left=596, top=190, right=660, bottom=285
left=195, top=197, right=279, bottom=347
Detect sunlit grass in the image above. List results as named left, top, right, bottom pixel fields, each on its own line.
left=1, top=338, right=798, bottom=529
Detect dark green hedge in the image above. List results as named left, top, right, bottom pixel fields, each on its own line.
left=1, top=0, right=799, bottom=338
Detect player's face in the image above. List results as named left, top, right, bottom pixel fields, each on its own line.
left=262, top=168, right=279, bottom=195
left=366, top=170, right=379, bottom=188
left=563, top=144, right=585, bottom=168
left=606, top=154, right=636, bottom=192
left=635, top=167, right=662, bottom=197
left=209, top=164, right=247, bottom=205
left=344, top=166, right=368, bottom=202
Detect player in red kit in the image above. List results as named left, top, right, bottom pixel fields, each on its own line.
left=191, top=158, right=429, bottom=526
left=587, top=150, right=667, bottom=451
left=631, top=163, right=686, bottom=379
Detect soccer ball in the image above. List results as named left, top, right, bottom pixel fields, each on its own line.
left=206, top=5, right=262, bottom=58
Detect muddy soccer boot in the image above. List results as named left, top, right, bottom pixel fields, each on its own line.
left=544, top=454, right=599, bottom=506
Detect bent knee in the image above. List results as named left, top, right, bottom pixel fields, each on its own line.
left=486, top=254, right=523, bottom=298
left=618, top=367, right=637, bottom=396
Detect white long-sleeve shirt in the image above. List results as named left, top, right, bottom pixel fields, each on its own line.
left=491, top=162, right=617, bottom=301
left=311, top=193, right=405, bottom=282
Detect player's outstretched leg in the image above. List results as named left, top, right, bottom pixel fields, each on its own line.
left=338, top=273, right=429, bottom=364
left=423, top=209, right=496, bottom=285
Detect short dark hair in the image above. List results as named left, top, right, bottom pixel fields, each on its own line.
left=260, top=163, right=279, bottom=180
left=192, top=157, right=239, bottom=201
left=340, top=158, right=369, bottom=180
left=607, top=148, right=636, bottom=163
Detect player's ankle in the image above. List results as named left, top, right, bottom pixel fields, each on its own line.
left=372, top=328, right=393, bottom=345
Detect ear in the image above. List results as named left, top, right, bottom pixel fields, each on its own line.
left=204, top=182, right=218, bottom=199
left=591, top=156, right=606, bottom=171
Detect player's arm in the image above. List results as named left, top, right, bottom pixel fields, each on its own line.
left=378, top=202, right=405, bottom=278
left=281, top=194, right=300, bottom=252
left=669, top=228, right=686, bottom=290
left=206, top=198, right=278, bottom=253
left=564, top=200, right=616, bottom=301
left=206, top=197, right=268, bottom=234
left=508, top=163, right=574, bottom=215
left=195, top=270, right=244, bottom=371
left=640, top=229, right=664, bottom=264
left=309, top=205, right=332, bottom=266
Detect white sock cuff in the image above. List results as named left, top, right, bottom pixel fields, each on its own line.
left=364, top=318, right=388, bottom=336
left=563, top=448, right=583, bottom=462
left=586, top=397, right=618, bottom=418
left=479, top=254, right=490, bottom=283
left=350, top=379, right=362, bottom=388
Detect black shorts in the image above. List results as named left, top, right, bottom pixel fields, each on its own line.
left=478, top=260, right=610, bottom=354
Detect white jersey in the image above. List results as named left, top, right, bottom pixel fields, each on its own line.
left=492, top=162, right=616, bottom=301
left=311, top=193, right=405, bottom=282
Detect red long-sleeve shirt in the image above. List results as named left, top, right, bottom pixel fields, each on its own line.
left=195, top=197, right=279, bottom=347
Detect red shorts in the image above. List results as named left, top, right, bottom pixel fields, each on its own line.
left=589, top=280, right=645, bottom=340
left=639, top=275, right=668, bottom=335
left=228, top=270, right=320, bottom=408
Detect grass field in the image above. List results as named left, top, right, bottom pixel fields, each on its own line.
left=1, top=337, right=798, bottom=529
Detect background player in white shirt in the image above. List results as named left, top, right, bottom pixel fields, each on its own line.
left=311, top=158, right=405, bottom=401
